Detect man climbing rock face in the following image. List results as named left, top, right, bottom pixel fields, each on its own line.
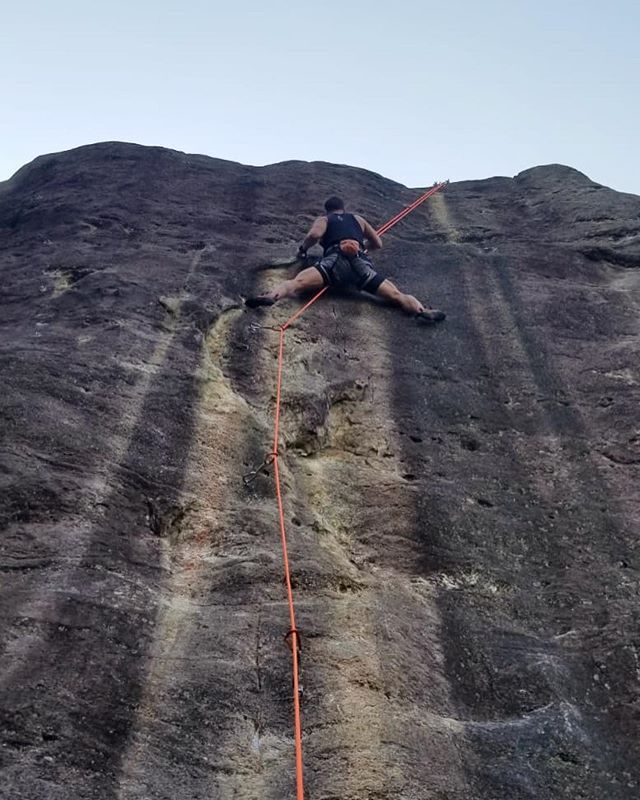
left=245, top=196, right=446, bottom=324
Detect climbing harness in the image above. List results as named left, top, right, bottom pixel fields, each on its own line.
left=254, top=180, right=447, bottom=799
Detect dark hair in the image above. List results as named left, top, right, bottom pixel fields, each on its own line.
left=324, top=196, right=344, bottom=213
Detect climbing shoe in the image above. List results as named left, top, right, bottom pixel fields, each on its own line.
left=416, top=309, right=446, bottom=324
left=245, top=296, right=276, bottom=309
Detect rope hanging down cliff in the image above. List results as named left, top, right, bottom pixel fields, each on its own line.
left=257, top=180, right=447, bottom=800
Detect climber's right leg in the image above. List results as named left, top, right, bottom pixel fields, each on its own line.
left=375, top=279, right=446, bottom=323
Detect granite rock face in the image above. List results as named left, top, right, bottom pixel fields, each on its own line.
left=1, top=142, right=639, bottom=799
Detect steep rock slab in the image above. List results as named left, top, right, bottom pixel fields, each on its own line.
left=0, top=143, right=639, bottom=799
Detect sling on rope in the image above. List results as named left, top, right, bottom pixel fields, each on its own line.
left=266, top=180, right=447, bottom=800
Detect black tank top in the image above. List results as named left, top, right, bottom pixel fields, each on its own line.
left=320, top=212, right=365, bottom=254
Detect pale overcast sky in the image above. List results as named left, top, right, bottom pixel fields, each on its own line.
left=2, top=0, right=638, bottom=193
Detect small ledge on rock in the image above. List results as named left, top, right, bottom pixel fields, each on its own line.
left=158, top=295, right=180, bottom=315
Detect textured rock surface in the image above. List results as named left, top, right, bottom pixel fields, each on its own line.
left=1, top=142, right=639, bottom=799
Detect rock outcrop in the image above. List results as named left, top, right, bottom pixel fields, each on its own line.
left=1, top=142, right=639, bottom=799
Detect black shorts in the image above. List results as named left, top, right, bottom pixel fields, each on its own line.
left=315, top=251, right=385, bottom=294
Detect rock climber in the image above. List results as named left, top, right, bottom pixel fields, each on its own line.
left=245, top=196, right=445, bottom=323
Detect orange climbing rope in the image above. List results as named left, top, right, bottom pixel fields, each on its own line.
left=267, top=181, right=447, bottom=800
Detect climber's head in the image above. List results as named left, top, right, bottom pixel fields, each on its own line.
left=324, top=196, right=344, bottom=214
